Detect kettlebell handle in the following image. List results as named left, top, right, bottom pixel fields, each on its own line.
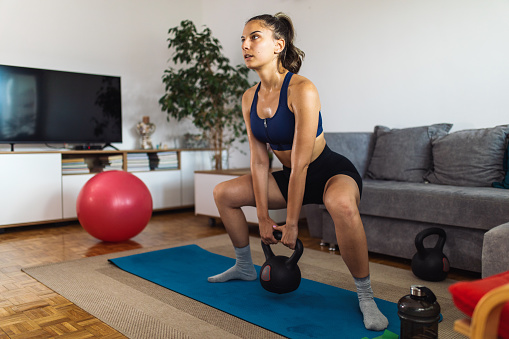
left=415, top=227, right=447, bottom=254
left=274, top=230, right=304, bottom=269
left=261, top=230, right=304, bottom=270
left=261, top=238, right=275, bottom=261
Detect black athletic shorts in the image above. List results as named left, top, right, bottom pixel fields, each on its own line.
left=271, top=145, right=362, bottom=205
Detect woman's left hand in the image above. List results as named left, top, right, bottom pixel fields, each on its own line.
left=273, top=224, right=299, bottom=250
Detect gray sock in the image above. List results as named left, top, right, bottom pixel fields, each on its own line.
left=208, top=245, right=257, bottom=283
left=354, top=275, right=389, bottom=331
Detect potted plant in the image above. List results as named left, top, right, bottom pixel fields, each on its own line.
left=159, top=20, right=252, bottom=170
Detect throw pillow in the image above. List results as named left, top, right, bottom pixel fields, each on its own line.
left=366, top=123, right=453, bottom=182
left=493, top=143, right=509, bottom=188
left=424, top=125, right=509, bottom=187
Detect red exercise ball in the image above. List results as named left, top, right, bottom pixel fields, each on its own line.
left=76, top=170, right=153, bottom=242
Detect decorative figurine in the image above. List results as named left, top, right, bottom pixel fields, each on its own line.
left=136, top=116, right=156, bottom=149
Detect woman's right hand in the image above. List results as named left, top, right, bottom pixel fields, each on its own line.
left=259, top=216, right=279, bottom=245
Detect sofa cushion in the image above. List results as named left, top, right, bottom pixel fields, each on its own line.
left=366, top=124, right=452, bottom=182
left=359, top=179, right=509, bottom=231
left=425, top=125, right=509, bottom=187
left=324, top=132, right=374, bottom=177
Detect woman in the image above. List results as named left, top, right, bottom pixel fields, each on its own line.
left=208, top=13, right=388, bottom=331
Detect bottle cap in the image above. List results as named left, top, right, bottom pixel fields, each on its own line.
left=411, top=285, right=425, bottom=297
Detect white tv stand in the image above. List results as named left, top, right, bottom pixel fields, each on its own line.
left=0, top=148, right=215, bottom=229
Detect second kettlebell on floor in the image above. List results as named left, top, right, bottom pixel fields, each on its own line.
left=411, top=227, right=450, bottom=282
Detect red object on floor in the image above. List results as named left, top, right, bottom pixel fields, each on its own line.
left=449, top=270, right=509, bottom=339
left=76, top=171, right=153, bottom=242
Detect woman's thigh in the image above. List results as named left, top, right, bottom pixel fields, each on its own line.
left=323, top=174, right=361, bottom=209
left=214, top=173, right=287, bottom=210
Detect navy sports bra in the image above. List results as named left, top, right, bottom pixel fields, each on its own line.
left=250, top=72, right=323, bottom=151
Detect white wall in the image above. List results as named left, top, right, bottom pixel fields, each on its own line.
left=1, top=0, right=508, bottom=168
left=203, top=0, right=509, bottom=135
left=0, top=0, right=202, bottom=151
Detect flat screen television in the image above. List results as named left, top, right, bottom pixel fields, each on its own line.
left=0, top=64, right=122, bottom=148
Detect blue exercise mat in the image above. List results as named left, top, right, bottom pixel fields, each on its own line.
left=109, top=244, right=400, bottom=339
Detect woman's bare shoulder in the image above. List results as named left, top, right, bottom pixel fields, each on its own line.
left=243, top=83, right=259, bottom=102
left=242, top=83, right=259, bottom=117
left=288, top=74, right=319, bottom=105
left=289, top=74, right=318, bottom=95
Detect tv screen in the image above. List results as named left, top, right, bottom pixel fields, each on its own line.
left=0, top=64, right=122, bottom=145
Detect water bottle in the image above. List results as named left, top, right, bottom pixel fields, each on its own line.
left=397, top=285, right=441, bottom=339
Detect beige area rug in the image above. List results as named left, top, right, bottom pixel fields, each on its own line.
left=23, top=234, right=465, bottom=338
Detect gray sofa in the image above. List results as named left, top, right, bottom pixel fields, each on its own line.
left=304, top=124, right=509, bottom=277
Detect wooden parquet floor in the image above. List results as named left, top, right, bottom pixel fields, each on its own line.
left=0, top=209, right=479, bottom=338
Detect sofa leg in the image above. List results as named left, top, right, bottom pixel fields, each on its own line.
left=320, top=241, right=339, bottom=252
left=329, top=245, right=339, bottom=252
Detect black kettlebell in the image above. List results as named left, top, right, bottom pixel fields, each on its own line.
left=411, top=227, right=450, bottom=281
left=260, top=230, right=304, bottom=294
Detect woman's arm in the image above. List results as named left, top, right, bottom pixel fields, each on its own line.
left=241, top=88, right=279, bottom=245
left=280, top=77, right=321, bottom=249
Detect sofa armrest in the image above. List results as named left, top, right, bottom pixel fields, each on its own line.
left=482, top=222, right=509, bottom=278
